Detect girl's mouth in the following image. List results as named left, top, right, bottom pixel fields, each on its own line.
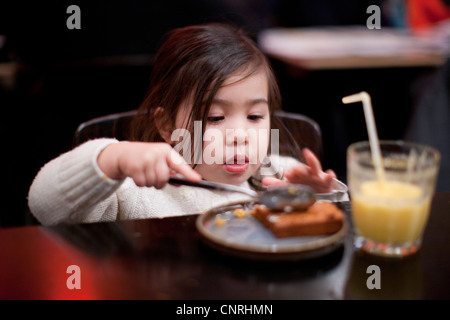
left=223, top=155, right=249, bottom=173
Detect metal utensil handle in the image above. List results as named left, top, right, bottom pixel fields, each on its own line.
left=168, top=177, right=258, bottom=197
left=168, top=177, right=216, bottom=189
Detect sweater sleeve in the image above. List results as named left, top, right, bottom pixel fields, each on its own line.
left=28, top=139, right=125, bottom=225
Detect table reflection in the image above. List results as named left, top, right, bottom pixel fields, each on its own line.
left=47, top=215, right=348, bottom=299
left=344, top=251, right=422, bottom=299
left=1, top=193, right=449, bottom=299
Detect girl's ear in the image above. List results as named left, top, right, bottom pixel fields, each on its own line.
left=154, top=107, right=172, bottom=142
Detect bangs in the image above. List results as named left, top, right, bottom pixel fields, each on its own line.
left=130, top=23, right=281, bottom=144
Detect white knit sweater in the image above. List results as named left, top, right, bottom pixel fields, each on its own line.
left=28, top=139, right=300, bottom=225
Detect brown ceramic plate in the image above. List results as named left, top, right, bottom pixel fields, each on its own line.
left=196, top=201, right=348, bottom=261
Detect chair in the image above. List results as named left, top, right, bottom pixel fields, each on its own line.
left=272, top=110, right=323, bottom=163
left=73, top=109, right=137, bottom=147
left=73, top=109, right=323, bottom=162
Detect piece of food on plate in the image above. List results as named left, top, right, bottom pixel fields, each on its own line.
left=250, top=202, right=344, bottom=238
left=215, top=215, right=227, bottom=226
left=234, top=208, right=247, bottom=218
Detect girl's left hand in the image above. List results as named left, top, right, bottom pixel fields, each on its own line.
left=262, top=148, right=337, bottom=193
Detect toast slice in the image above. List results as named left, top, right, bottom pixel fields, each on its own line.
left=250, top=202, right=344, bottom=238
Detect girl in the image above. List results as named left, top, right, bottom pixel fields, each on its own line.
left=28, top=23, right=337, bottom=225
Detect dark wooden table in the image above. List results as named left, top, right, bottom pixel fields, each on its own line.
left=1, top=193, right=449, bottom=300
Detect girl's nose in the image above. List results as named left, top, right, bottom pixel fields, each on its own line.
left=226, top=128, right=249, bottom=146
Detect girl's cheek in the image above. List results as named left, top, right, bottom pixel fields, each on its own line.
left=202, top=128, right=226, bottom=165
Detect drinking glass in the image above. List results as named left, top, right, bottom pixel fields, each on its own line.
left=347, top=140, right=440, bottom=257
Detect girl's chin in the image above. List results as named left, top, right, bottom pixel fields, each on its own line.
left=202, top=172, right=251, bottom=187
left=196, top=164, right=258, bottom=186
left=220, top=167, right=255, bottom=186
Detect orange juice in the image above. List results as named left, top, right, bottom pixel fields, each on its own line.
left=351, top=180, right=431, bottom=244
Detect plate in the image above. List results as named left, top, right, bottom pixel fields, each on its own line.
left=196, top=201, right=348, bottom=261
left=316, top=178, right=349, bottom=202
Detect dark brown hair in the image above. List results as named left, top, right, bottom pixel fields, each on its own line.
left=130, top=23, right=281, bottom=152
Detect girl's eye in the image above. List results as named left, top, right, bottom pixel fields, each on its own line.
left=248, top=115, right=264, bottom=121
left=207, top=116, right=224, bottom=123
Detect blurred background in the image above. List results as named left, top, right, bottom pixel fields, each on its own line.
left=0, top=0, right=449, bottom=227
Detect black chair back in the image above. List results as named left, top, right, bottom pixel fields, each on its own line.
left=74, top=109, right=323, bottom=162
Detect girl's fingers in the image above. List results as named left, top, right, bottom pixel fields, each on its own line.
left=166, top=148, right=202, bottom=181
left=262, top=148, right=337, bottom=193
left=133, top=171, right=147, bottom=187
left=283, top=167, right=336, bottom=193
left=325, top=169, right=337, bottom=180
left=144, top=165, right=156, bottom=187
left=302, top=148, right=322, bottom=174
left=285, top=164, right=307, bottom=177
left=262, top=177, right=288, bottom=187
left=153, top=160, right=171, bottom=189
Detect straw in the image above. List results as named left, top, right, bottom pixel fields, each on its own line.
left=342, top=91, right=385, bottom=183
left=406, top=147, right=417, bottom=183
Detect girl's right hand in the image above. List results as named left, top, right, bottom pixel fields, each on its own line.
left=97, top=141, right=202, bottom=189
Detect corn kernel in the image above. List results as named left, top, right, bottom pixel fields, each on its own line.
left=215, top=215, right=226, bottom=226
left=234, top=208, right=247, bottom=218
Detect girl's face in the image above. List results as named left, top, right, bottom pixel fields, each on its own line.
left=176, top=69, right=271, bottom=186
